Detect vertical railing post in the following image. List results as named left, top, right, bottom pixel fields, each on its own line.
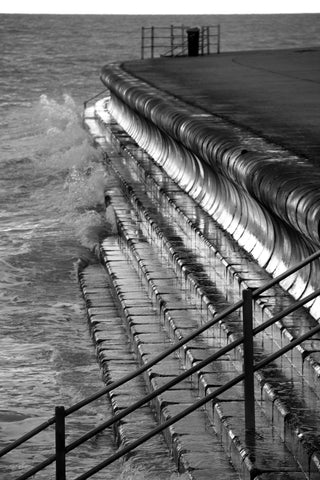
left=242, top=289, right=255, bottom=444
left=151, top=26, right=154, bottom=59
left=182, top=25, right=185, bottom=54
left=55, top=406, right=66, bottom=480
left=141, top=26, right=145, bottom=59
left=207, top=26, right=210, bottom=55
left=200, top=26, right=204, bottom=55
left=170, top=24, right=174, bottom=56
left=217, top=24, right=221, bottom=54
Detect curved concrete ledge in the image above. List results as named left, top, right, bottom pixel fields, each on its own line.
left=100, top=64, right=320, bottom=319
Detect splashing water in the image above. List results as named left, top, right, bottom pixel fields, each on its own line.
left=1, top=93, right=185, bottom=480
left=116, top=462, right=190, bottom=480
left=22, top=94, right=113, bottom=250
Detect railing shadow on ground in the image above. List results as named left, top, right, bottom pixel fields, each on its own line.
left=1, top=248, right=320, bottom=480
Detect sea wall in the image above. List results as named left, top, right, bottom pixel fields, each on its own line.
left=100, top=63, right=320, bottom=319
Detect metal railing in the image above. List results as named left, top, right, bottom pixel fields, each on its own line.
left=141, top=24, right=220, bottom=59
left=83, top=88, right=109, bottom=109
left=2, top=248, right=320, bottom=479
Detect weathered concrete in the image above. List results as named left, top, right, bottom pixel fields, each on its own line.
left=122, top=48, right=320, bottom=164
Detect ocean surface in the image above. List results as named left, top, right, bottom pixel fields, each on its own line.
left=1, top=12, right=320, bottom=480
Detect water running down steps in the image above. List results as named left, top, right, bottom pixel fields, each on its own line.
left=80, top=100, right=320, bottom=479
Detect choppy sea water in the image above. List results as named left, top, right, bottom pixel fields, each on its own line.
left=1, top=12, right=320, bottom=479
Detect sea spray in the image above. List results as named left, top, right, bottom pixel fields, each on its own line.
left=25, top=94, right=114, bottom=251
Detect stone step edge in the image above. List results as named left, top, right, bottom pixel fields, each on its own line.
left=105, top=119, right=320, bottom=395
left=98, top=240, right=243, bottom=479
left=77, top=262, right=184, bottom=478
left=108, top=196, right=320, bottom=479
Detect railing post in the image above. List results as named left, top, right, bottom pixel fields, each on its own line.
left=217, top=24, right=221, bottom=54
left=181, top=25, right=185, bottom=54
left=206, top=26, right=210, bottom=55
left=242, top=289, right=255, bottom=446
left=55, top=406, right=66, bottom=480
left=200, top=26, right=204, bottom=55
left=170, top=24, right=174, bottom=56
left=141, top=27, right=145, bottom=59
left=151, top=26, right=154, bottom=59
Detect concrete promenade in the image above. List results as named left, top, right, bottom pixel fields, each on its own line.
left=122, top=47, right=320, bottom=164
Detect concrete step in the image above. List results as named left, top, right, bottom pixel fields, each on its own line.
left=107, top=120, right=320, bottom=392
left=85, top=101, right=320, bottom=478
left=94, top=240, right=241, bottom=480
left=96, top=192, right=306, bottom=479
left=78, top=261, right=180, bottom=479
left=98, top=133, right=320, bottom=478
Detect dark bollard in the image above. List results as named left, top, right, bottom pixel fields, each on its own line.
left=187, top=27, right=200, bottom=56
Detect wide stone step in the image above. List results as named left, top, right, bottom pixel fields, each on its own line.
left=106, top=115, right=320, bottom=392
left=85, top=102, right=320, bottom=478
left=78, top=261, right=179, bottom=479
left=98, top=122, right=320, bottom=478
left=98, top=238, right=241, bottom=479
left=97, top=195, right=306, bottom=478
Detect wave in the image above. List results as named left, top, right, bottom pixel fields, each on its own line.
left=15, top=94, right=114, bottom=250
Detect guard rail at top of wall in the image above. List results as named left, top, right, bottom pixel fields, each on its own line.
left=141, top=24, right=221, bottom=59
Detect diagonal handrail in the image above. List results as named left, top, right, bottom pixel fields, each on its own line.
left=2, top=248, right=320, bottom=463
left=83, top=88, right=109, bottom=109
left=11, top=284, right=320, bottom=480
left=59, top=285, right=320, bottom=452
left=74, top=315, right=320, bottom=480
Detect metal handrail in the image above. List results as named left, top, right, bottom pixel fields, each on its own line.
left=49, top=286, right=320, bottom=452
left=4, top=245, right=318, bottom=460
left=83, top=88, right=109, bottom=109
left=161, top=42, right=188, bottom=57
left=141, top=24, right=220, bottom=59
left=3, top=248, right=320, bottom=479
left=13, top=284, right=320, bottom=480
left=74, top=319, right=320, bottom=480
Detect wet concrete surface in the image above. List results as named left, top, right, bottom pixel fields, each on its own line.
left=122, top=48, right=320, bottom=164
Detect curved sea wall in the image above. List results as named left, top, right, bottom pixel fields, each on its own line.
left=100, top=63, right=320, bottom=319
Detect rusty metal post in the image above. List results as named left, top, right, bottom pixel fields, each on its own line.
left=242, top=289, right=255, bottom=441
left=55, top=406, right=66, bottom=480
